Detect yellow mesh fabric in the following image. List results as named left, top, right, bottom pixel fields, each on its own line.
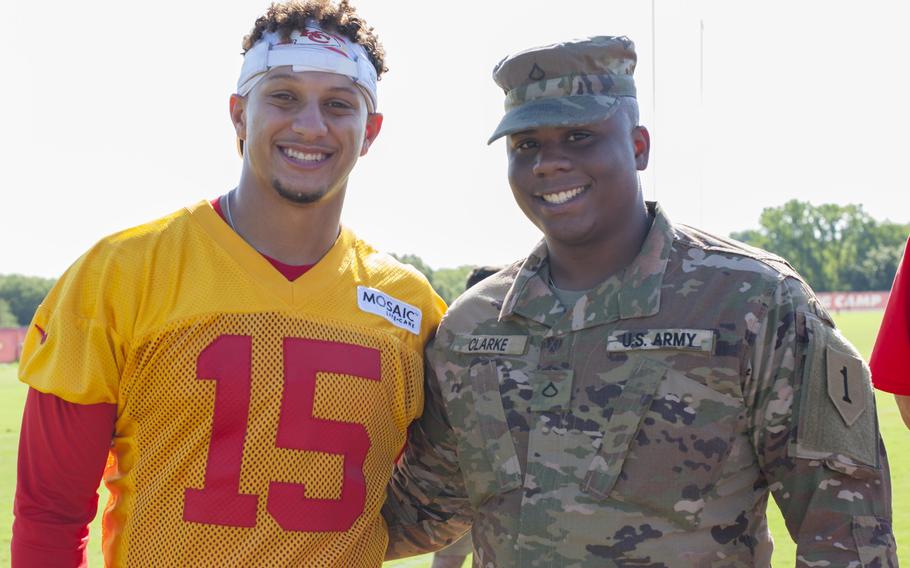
left=109, top=313, right=422, bottom=566
left=18, top=202, right=445, bottom=567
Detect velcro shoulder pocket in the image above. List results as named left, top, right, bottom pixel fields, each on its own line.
left=792, top=313, right=878, bottom=469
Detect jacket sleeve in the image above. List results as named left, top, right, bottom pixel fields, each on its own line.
left=12, top=388, right=116, bottom=567
left=382, top=352, right=473, bottom=560
left=745, top=277, right=897, bottom=566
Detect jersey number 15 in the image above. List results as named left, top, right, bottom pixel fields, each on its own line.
left=182, top=335, right=381, bottom=532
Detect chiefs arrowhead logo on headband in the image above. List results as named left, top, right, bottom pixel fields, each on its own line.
left=284, top=27, right=347, bottom=55
left=237, top=20, right=378, bottom=112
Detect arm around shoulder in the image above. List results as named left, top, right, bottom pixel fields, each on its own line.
left=383, top=342, right=473, bottom=560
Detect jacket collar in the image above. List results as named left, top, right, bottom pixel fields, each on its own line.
left=499, top=202, right=674, bottom=333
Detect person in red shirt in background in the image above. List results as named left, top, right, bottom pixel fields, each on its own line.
left=870, top=235, right=910, bottom=429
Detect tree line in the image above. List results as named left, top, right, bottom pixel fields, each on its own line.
left=391, top=255, right=475, bottom=305
left=731, top=200, right=908, bottom=292
left=0, top=274, right=56, bottom=328
left=1, top=200, right=907, bottom=327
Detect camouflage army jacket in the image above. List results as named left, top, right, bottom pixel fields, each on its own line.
left=384, top=204, right=897, bottom=567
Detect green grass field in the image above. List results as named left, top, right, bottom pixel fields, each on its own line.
left=0, top=310, right=902, bottom=566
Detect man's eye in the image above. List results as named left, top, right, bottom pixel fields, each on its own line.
left=327, top=100, right=354, bottom=110
left=567, top=132, right=590, bottom=142
left=271, top=93, right=295, bottom=102
left=515, top=140, right=538, bottom=151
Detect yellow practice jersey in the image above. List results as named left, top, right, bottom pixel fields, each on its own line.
left=19, top=201, right=446, bottom=567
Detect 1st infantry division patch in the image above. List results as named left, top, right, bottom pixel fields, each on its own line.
left=825, top=345, right=866, bottom=426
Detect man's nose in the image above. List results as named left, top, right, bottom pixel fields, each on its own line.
left=291, top=103, right=329, bottom=139
left=532, top=146, right=572, bottom=177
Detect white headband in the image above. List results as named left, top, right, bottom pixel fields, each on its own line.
left=237, top=22, right=378, bottom=112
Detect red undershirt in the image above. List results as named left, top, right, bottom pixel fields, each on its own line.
left=209, top=197, right=314, bottom=280
left=12, top=197, right=316, bottom=566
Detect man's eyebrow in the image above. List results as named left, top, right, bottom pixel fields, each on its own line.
left=325, top=85, right=359, bottom=96
left=260, top=71, right=299, bottom=83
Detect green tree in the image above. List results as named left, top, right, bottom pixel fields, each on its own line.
left=0, top=299, right=18, bottom=327
left=391, top=254, right=435, bottom=283
left=841, top=242, right=906, bottom=291
left=391, top=254, right=479, bottom=305
left=432, top=266, right=475, bottom=304
left=731, top=200, right=909, bottom=291
left=0, top=274, right=57, bottom=326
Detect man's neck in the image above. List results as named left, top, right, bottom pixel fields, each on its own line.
left=546, top=205, right=653, bottom=291
left=229, top=178, right=346, bottom=266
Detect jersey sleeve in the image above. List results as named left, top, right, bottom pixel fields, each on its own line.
left=18, top=251, right=130, bottom=404
left=746, top=277, right=896, bottom=566
left=12, top=389, right=117, bottom=567
left=870, top=237, right=910, bottom=395
left=382, top=342, right=473, bottom=560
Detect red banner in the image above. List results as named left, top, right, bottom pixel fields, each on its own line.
left=815, top=291, right=890, bottom=312
left=0, top=327, right=27, bottom=363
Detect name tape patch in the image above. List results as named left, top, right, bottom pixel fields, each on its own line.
left=452, top=334, right=529, bottom=355
left=357, top=286, right=422, bottom=335
left=606, top=329, right=715, bottom=353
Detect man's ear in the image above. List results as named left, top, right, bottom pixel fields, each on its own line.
left=230, top=94, right=246, bottom=157
left=632, top=125, right=650, bottom=170
left=360, top=113, right=384, bottom=157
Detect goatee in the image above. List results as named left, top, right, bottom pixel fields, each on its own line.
left=273, top=179, right=327, bottom=204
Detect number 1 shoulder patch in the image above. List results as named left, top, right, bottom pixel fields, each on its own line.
left=825, top=344, right=866, bottom=426
left=793, top=313, right=877, bottom=467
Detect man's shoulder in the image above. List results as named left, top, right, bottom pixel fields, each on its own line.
left=87, top=204, right=197, bottom=258
left=27, top=204, right=202, bottom=351
left=668, top=223, right=829, bottom=320
left=67, top=205, right=197, bottom=277
left=438, top=261, right=522, bottom=335
left=671, top=223, right=803, bottom=284
left=343, top=231, right=446, bottom=336
left=348, top=235, right=440, bottom=299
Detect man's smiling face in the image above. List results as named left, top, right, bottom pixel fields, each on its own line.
left=232, top=68, right=381, bottom=205
left=506, top=108, right=650, bottom=249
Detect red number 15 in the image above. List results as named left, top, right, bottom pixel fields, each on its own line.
left=183, top=335, right=381, bottom=532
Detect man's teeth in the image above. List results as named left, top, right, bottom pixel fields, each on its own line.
left=541, top=186, right=586, bottom=204
left=283, top=148, right=327, bottom=161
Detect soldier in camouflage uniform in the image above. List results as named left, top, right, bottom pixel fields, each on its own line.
left=383, top=36, right=897, bottom=566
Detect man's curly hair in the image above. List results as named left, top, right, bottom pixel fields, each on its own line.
left=242, top=0, right=387, bottom=79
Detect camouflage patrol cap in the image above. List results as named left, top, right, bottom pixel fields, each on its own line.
left=488, top=36, right=637, bottom=144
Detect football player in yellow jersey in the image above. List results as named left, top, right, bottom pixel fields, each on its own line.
left=12, top=1, right=445, bottom=566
